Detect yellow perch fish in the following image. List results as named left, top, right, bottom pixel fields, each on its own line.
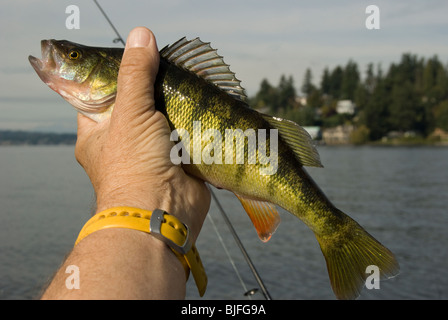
left=29, top=37, right=399, bottom=299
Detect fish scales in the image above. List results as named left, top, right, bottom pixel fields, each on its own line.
left=158, top=63, right=336, bottom=235
left=157, top=58, right=280, bottom=197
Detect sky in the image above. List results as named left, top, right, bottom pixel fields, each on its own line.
left=1, top=0, right=448, bottom=132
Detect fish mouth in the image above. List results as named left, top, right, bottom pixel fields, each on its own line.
left=28, top=40, right=56, bottom=83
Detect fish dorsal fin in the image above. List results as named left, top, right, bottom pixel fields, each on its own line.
left=160, top=37, right=248, bottom=103
left=234, top=193, right=281, bottom=242
left=261, top=114, right=323, bottom=168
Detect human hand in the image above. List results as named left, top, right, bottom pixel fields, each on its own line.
left=75, top=27, right=210, bottom=241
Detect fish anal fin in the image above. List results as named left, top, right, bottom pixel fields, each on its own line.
left=234, top=193, right=281, bottom=242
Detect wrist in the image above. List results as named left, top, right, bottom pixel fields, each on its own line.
left=95, top=179, right=207, bottom=242
left=95, top=176, right=173, bottom=212
left=95, top=189, right=199, bottom=240
left=92, top=162, right=211, bottom=243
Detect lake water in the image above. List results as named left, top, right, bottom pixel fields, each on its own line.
left=1, top=145, right=447, bottom=300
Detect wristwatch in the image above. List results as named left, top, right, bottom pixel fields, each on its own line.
left=75, top=206, right=207, bottom=296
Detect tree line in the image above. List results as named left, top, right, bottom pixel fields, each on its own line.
left=0, top=130, right=76, bottom=145
left=249, top=53, right=448, bottom=143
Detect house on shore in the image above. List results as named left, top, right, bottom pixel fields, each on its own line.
left=336, top=100, right=356, bottom=115
left=322, top=125, right=354, bottom=145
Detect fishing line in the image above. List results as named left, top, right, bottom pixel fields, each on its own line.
left=210, top=189, right=272, bottom=300
left=206, top=210, right=252, bottom=299
left=92, top=0, right=272, bottom=300
left=92, top=0, right=125, bottom=46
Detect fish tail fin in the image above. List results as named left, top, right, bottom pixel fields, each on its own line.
left=315, top=210, right=400, bottom=300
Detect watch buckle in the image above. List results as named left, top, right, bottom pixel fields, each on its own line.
left=149, top=209, right=192, bottom=255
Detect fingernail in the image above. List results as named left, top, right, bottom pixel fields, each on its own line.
left=126, top=27, right=151, bottom=48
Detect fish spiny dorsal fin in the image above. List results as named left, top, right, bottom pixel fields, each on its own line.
left=261, top=114, right=323, bottom=168
left=160, top=37, right=248, bottom=103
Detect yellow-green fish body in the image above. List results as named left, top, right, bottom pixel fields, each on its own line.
left=29, top=37, right=399, bottom=299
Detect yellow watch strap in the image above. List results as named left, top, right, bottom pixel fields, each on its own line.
left=75, top=207, right=207, bottom=297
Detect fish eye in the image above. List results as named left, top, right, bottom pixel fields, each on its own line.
left=68, top=49, right=81, bottom=60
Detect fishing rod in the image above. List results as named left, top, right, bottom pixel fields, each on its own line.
left=92, top=0, right=272, bottom=300
left=210, top=189, right=272, bottom=300
left=206, top=207, right=253, bottom=299
left=93, top=0, right=125, bottom=46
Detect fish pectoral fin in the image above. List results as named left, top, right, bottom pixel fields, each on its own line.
left=260, top=114, right=323, bottom=168
left=234, top=193, right=281, bottom=242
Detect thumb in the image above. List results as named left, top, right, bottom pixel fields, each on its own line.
left=112, top=27, right=160, bottom=128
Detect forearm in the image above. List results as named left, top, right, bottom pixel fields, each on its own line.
left=41, top=228, right=186, bottom=299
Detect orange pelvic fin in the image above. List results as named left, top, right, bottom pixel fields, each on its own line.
left=234, top=193, right=281, bottom=242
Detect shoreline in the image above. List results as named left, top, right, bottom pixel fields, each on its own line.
left=1, top=129, right=447, bottom=147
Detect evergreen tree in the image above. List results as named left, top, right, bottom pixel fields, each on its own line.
left=278, top=75, right=296, bottom=111
left=253, top=78, right=278, bottom=112
left=434, top=100, right=448, bottom=131
left=320, top=67, right=331, bottom=95
left=341, top=60, right=360, bottom=100
left=284, top=106, right=316, bottom=127
left=392, top=53, right=419, bottom=84
left=435, top=62, right=448, bottom=101
left=365, top=63, right=376, bottom=94
left=301, top=68, right=315, bottom=96
left=354, top=83, right=368, bottom=112
left=389, top=80, right=424, bottom=132
left=423, top=56, right=448, bottom=102
left=307, top=88, right=323, bottom=109
left=329, top=66, right=343, bottom=99
left=361, top=78, right=391, bottom=140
